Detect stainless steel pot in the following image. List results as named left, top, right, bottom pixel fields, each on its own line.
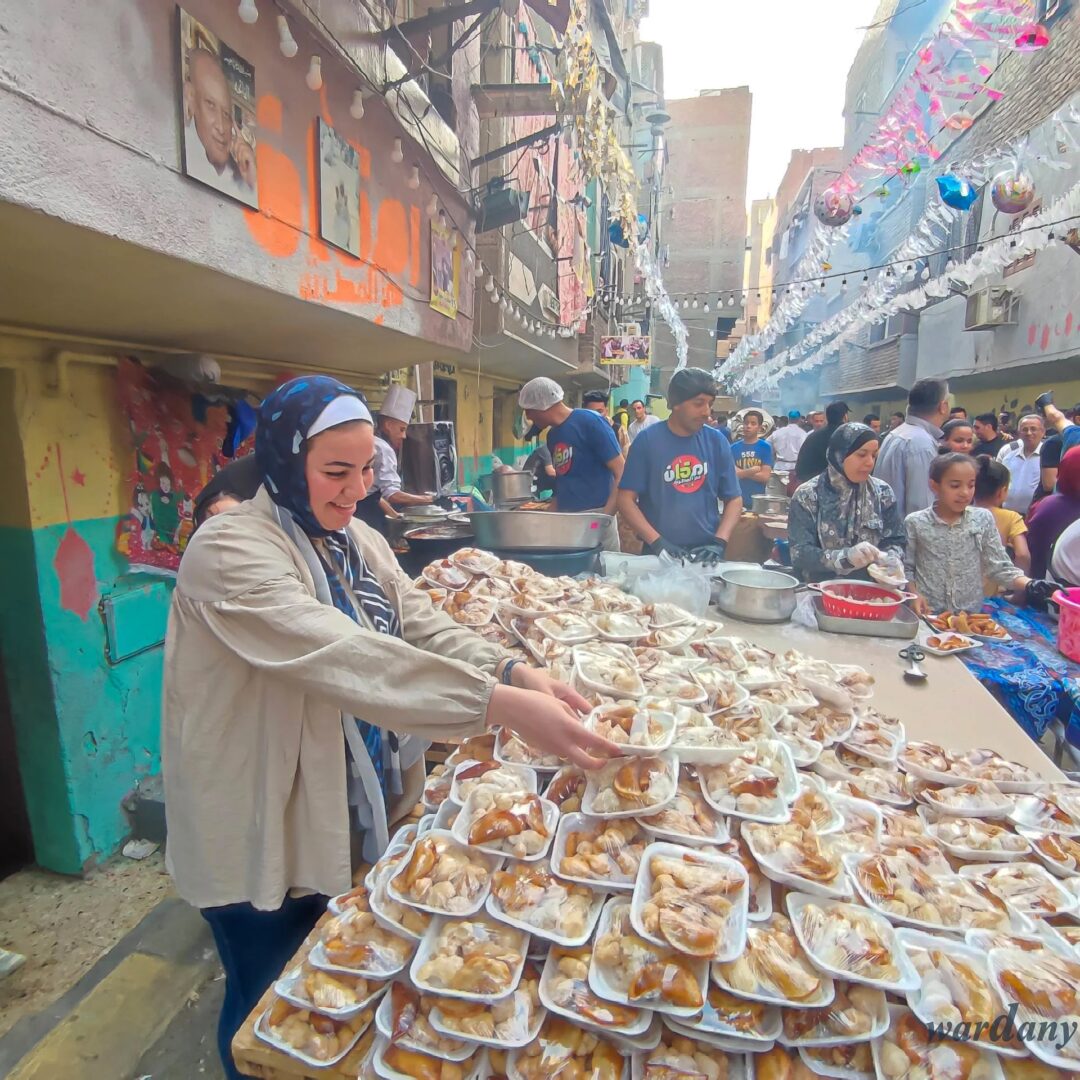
left=751, top=494, right=789, bottom=515
left=714, top=567, right=803, bottom=623
left=490, top=470, right=534, bottom=506
left=469, top=510, right=611, bottom=552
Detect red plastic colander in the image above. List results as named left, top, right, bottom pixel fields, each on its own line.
left=810, top=579, right=916, bottom=622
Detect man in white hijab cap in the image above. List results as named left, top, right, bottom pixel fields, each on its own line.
left=518, top=376, right=623, bottom=551
left=372, top=385, right=443, bottom=511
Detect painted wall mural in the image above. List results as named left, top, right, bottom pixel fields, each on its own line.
left=114, top=359, right=252, bottom=574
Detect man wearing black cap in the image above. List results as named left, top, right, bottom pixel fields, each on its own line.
left=617, top=368, right=742, bottom=561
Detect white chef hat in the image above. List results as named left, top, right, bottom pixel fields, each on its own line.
left=378, top=385, right=417, bottom=425
left=518, top=376, right=564, bottom=411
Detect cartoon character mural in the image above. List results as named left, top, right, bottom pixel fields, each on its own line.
left=115, top=358, right=253, bottom=574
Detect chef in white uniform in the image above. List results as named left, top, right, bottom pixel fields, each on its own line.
left=373, top=386, right=441, bottom=510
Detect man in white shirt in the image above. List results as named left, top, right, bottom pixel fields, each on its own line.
left=372, top=385, right=439, bottom=510
left=628, top=399, right=661, bottom=442
left=182, top=48, right=258, bottom=207
left=997, top=414, right=1044, bottom=515
left=874, top=378, right=950, bottom=517
left=766, top=411, right=807, bottom=496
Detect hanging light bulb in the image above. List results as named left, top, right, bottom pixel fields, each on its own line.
left=862, top=273, right=870, bottom=285
left=680, top=297, right=688, bottom=310
left=426, top=194, right=439, bottom=217
left=756, top=291, right=762, bottom=301
left=920, top=265, right=931, bottom=280
left=472, top=258, right=484, bottom=280
left=703, top=301, right=710, bottom=313
left=406, top=164, right=421, bottom=190
left=1047, top=231, right=1058, bottom=246
left=463, top=247, right=475, bottom=267
left=945, top=258, right=957, bottom=273
left=305, top=56, right=323, bottom=90
left=390, top=138, right=404, bottom=164
left=485, top=274, right=495, bottom=293
left=819, top=279, right=826, bottom=291
left=691, top=295, right=699, bottom=309
left=489, top=288, right=499, bottom=303
left=238, top=0, right=259, bottom=24
left=727, top=293, right=735, bottom=306
left=709, top=330, right=715, bottom=338
left=438, top=209, right=448, bottom=227
left=500, top=295, right=510, bottom=311
left=277, top=15, right=298, bottom=57
left=350, top=90, right=366, bottom=120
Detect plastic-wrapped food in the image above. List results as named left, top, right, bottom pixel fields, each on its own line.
left=412, top=915, right=527, bottom=999
left=382, top=981, right=471, bottom=1058
left=781, top=983, right=886, bottom=1045
left=490, top=860, right=601, bottom=944
left=1028, top=830, right=1080, bottom=874
left=423, top=559, right=472, bottom=591
left=584, top=754, right=677, bottom=817
left=586, top=702, right=675, bottom=751
left=699, top=739, right=797, bottom=822
left=376, top=1038, right=479, bottom=1080
left=456, top=790, right=555, bottom=860
left=743, top=818, right=847, bottom=895
left=640, top=775, right=728, bottom=843
left=262, top=997, right=371, bottom=1065
left=714, top=829, right=771, bottom=920
left=801, top=1041, right=875, bottom=1077
left=876, top=1006, right=999, bottom=1080
left=555, top=815, right=646, bottom=887
left=638, top=1031, right=730, bottom=1079
left=442, top=590, right=496, bottom=627
left=755, top=1045, right=820, bottom=1080
left=542, top=944, right=647, bottom=1032
left=450, top=760, right=536, bottom=804
left=429, top=962, right=543, bottom=1047
left=634, top=846, right=748, bottom=960
left=511, top=1017, right=624, bottom=1080
left=928, top=817, right=1030, bottom=858
left=913, top=780, right=1013, bottom=818
left=545, top=767, right=587, bottom=813
left=714, top=912, right=827, bottom=1006
left=389, top=832, right=496, bottom=915
left=316, top=907, right=415, bottom=977
left=957, top=863, right=1076, bottom=919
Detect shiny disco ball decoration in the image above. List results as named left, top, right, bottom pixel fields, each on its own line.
left=991, top=170, right=1036, bottom=214
left=814, top=188, right=855, bottom=227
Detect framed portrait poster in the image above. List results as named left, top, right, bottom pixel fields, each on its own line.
left=318, top=120, right=361, bottom=257
left=430, top=217, right=460, bottom=319
left=178, top=7, right=258, bottom=208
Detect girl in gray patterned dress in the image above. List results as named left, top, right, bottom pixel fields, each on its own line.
left=904, top=453, right=1032, bottom=614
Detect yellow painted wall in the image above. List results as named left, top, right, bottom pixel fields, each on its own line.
left=948, top=377, right=1080, bottom=419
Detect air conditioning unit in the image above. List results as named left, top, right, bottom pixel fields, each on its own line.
left=965, top=287, right=1020, bottom=331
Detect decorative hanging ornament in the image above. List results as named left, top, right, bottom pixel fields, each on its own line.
left=936, top=174, right=979, bottom=211
left=813, top=188, right=855, bottom=227
left=876, top=187, right=890, bottom=199
left=990, top=169, right=1035, bottom=214
left=945, top=112, right=975, bottom=132
left=1014, top=24, right=1050, bottom=52
left=901, top=161, right=921, bottom=177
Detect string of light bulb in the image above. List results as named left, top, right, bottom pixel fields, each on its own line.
left=246, top=0, right=591, bottom=344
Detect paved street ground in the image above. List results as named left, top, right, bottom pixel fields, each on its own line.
left=133, top=968, right=225, bottom=1080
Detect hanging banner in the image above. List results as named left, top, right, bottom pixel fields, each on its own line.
left=599, top=334, right=650, bottom=365
left=114, top=359, right=252, bottom=575
left=430, top=217, right=460, bottom=319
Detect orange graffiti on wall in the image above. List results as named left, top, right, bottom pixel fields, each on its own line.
left=243, top=93, right=414, bottom=309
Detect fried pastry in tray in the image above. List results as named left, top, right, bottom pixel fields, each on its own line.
left=635, top=847, right=748, bottom=960
left=714, top=828, right=770, bottom=919
left=755, top=1045, right=822, bottom=1080
left=545, top=766, right=587, bottom=813
left=383, top=981, right=470, bottom=1057
left=640, top=1031, right=731, bottom=1079
left=389, top=832, right=495, bottom=916
left=640, top=774, right=727, bottom=843
left=703, top=984, right=781, bottom=1039
left=556, top=815, right=645, bottom=887
left=376, top=1040, right=478, bottom=1080
left=991, top=948, right=1080, bottom=1066
left=511, top=1017, right=624, bottom=1080
left=587, top=701, right=674, bottom=750
left=743, top=816, right=847, bottom=895
left=929, top=816, right=1030, bottom=858
left=317, top=907, right=415, bottom=976
left=429, top=961, right=543, bottom=1047
left=801, top=1041, right=875, bottom=1078
left=877, top=1006, right=999, bottom=1080
left=261, top=998, right=370, bottom=1065
left=412, top=915, right=527, bottom=999
left=699, top=739, right=795, bottom=821
left=713, top=912, right=829, bottom=1007
left=850, top=851, right=1013, bottom=932
left=1029, top=830, right=1080, bottom=873
left=591, top=898, right=705, bottom=1012
left=543, top=944, right=647, bottom=1032
left=457, top=789, right=554, bottom=859
left=958, top=862, right=1075, bottom=919
left=490, top=860, right=600, bottom=944
left=585, top=754, right=677, bottom=817
left=781, top=982, right=886, bottom=1046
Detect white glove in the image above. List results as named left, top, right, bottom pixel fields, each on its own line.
left=844, top=541, right=882, bottom=570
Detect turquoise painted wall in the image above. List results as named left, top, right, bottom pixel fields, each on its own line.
left=459, top=444, right=523, bottom=488
left=2, top=516, right=169, bottom=873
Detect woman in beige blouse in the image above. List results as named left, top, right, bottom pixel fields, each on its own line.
left=162, top=376, right=615, bottom=1079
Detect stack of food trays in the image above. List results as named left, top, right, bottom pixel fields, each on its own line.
left=258, top=549, right=1080, bottom=1078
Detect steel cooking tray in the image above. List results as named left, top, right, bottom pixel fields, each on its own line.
left=812, top=595, right=919, bottom=639
left=469, top=510, right=611, bottom=552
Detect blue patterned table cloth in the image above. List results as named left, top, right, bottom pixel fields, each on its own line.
left=958, top=597, right=1080, bottom=744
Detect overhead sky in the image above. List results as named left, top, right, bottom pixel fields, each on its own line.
left=641, top=0, right=881, bottom=204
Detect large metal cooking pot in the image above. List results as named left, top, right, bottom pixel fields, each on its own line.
left=491, top=470, right=534, bottom=505
left=751, top=494, right=789, bottom=516
left=714, top=567, right=803, bottom=623
left=470, top=510, right=611, bottom=552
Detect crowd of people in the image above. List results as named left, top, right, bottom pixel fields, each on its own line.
left=516, top=372, right=1080, bottom=612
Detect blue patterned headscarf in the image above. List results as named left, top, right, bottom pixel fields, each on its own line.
left=255, top=376, right=399, bottom=791
left=255, top=376, right=372, bottom=538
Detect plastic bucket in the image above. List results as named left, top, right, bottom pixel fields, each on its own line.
left=1053, top=588, right=1080, bottom=662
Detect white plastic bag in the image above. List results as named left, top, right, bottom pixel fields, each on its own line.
left=632, top=555, right=711, bottom=618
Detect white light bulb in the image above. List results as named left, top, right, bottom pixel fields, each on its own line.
left=727, top=294, right=735, bottom=305
left=473, top=259, right=484, bottom=280
left=692, top=296, right=699, bottom=309
left=485, top=274, right=495, bottom=293
left=238, top=0, right=259, bottom=24
left=920, top=266, right=931, bottom=280
left=489, top=288, right=499, bottom=303
left=306, top=56, right=323, bottom=91
left=350, top=90, right=366, bottom=120
left=277, top=15, right=298, bottom=57
left=945, top=258, right=956, bottom=273
left=390, top=138, right=404, bottom=164
left=464, top=247, right=475, bottom=266
left=500, top=296, right=510, bottom=311
left=703, top=302, right=710, bottom=313
left=407, top=165, right=420, bottom=190
left=426, top=195, right=439, bottom=217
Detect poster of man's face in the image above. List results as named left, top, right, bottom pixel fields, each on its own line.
left=179, top=8, right=258, bottom=208
left=318, top=120, right=361, bottom=257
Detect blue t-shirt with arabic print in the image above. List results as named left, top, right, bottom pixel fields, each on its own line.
left=546, top=408, right=622, bottom=512
left=620, top=421, right=742, bottom=548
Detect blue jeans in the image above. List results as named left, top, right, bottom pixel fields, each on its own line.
left=201, top=894, right=326, bottom=1080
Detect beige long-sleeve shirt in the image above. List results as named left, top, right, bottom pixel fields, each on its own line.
left=162, top=488, right=504, bottom=911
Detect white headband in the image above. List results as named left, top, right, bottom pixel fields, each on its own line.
left=306, top=395, right=374, bottom=439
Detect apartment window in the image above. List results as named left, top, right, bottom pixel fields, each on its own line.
left=402, top=1, right=456, bottom=128
left=868, top=314, right=903, bottom=344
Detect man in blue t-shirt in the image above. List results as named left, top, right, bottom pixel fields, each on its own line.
left=518, top=376, right=624, bottom=550
left=617, top=367, right=743, bottom=561
left=729, top=410, right=774, bottom=504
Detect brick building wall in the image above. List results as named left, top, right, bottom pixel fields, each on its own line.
left=663, top=88, right=752, bottom=303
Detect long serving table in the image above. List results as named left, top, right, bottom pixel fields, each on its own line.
left=711, top=610, right=1066, bottom=781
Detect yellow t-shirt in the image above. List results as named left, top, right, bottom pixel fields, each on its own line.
left=990, top=506, right=1027, bottom=548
